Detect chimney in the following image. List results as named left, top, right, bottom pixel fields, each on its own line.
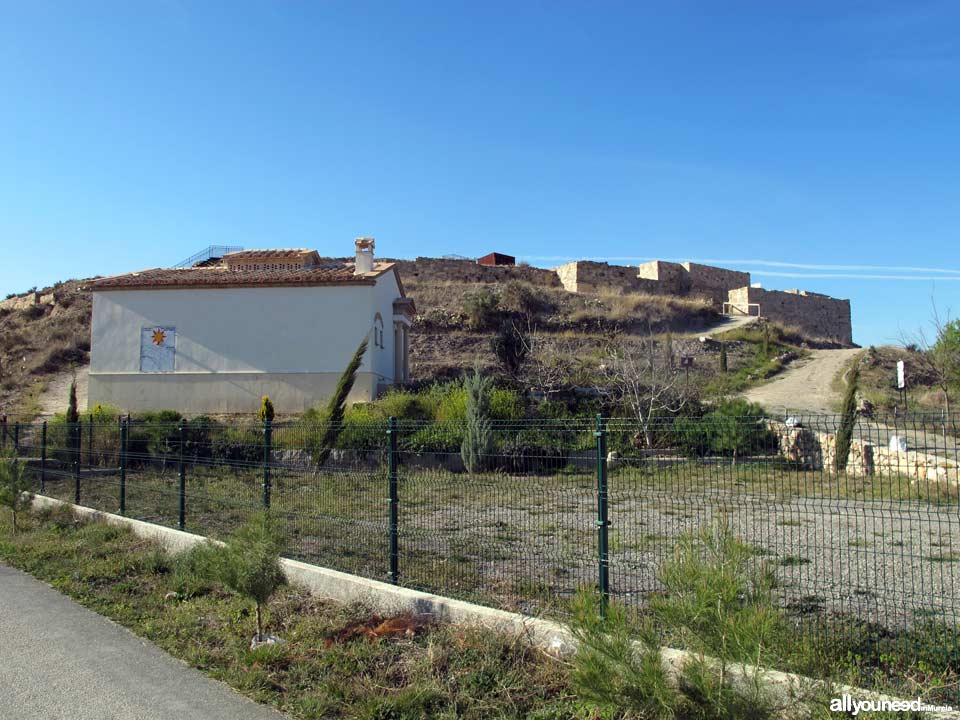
left=354, top=237, right=375, bottom=275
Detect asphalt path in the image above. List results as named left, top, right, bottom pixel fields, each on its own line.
left=0, top=563, right=288, bottom=720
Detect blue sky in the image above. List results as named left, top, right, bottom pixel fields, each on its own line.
left=1, top=1, right=957, bottom=346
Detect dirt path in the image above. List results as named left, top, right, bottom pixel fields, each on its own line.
left=741, top=348, right=862, bottom=415
left=38, top=365, right=89, bottom=416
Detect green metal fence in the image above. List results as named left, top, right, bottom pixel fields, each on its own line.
left=4, top=411, right=960, bottom=668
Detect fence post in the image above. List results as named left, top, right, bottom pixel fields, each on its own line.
left=119, top=418, right=128, bottom=515
left=178, top=422, right=186, bottom=530
left=262, top=419, right=272, bottom=509
left=13, top=421, right=19, bottom=456
left=74, top=421, right=82, bottom=505
left=87, top=414, right=93, bottom=468
left=40, top=421, right=47, bottom=493
left=387, top=416, right=399, bottom=585
left=595, top=413, right=610, bottom=615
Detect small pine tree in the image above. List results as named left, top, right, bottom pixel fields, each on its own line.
left=311, top=337, right=368, bottom=467
left=719, top=341, right=728, bottom=374
left=192, top=512, right=287, bottom=641
left=461, top=367, right=493, bottom=474
left=761, top=325, right=770, bottom=359
left=0, top=455, right=32, bottom=534
left=258, top=395, right=275, bottom=423
left=835, top=363, right=860, bottom=473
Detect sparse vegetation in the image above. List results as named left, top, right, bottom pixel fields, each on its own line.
left=0, top=508, right=580, bottom=719
left=0, top=453, right=31, bottom=533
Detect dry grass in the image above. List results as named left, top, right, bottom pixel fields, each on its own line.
left=0, top=279, right=92, bottom=416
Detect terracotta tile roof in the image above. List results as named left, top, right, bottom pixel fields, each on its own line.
left=93, top=262, right=396, bottom=290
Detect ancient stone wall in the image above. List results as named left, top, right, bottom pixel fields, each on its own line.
left=392, top=258, right=560, bottom=287
left=552, top=261, right=655, bottom=294
left=730, top=286, right=853, bottom=346
left=682, top=262, right=751, bottom=306
left=637, top=260, right=690, bottom=294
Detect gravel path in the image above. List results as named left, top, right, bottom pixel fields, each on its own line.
left=741, top=348, right=862, bottom=415
left=0, top=564, right=288, bottom=720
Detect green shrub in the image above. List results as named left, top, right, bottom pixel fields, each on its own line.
left=462, top=289, right=501, bottom=330
left=491, top=320, right=528, bottom=374
left=0, top=454, right=32, bottom=533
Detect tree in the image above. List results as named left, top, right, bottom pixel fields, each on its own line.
left=310, top=337, right=368, bottom=468
left=461, top=366, right=493, bottom=474
left=707, top=398, right=767, bottom=467
left=491, top=320, right=528, bottom=374
left=903, top=302, right=959, bottom=429
left=603, top=332, right=691, bottom=449
left=835, top=363, right=860, bottom=473
left=0, top=454, right=32, bottom=534
left=66, top=379, right=80, bottom=465
left=202, top=512, right=287, bottom=641
left=719, top=341, right=728, bottom=373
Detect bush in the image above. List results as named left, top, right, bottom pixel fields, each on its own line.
left=462, top=289, right=500, bottom=330
left=0, top=454, right=32, bottom=533
left=500, top=281, right=550, bottom=319
left=491, top=321, right=528, bottom=374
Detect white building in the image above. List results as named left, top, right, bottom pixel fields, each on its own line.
left=88, top=239, right=414, bottom=414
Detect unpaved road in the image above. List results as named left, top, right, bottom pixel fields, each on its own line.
left=37, top=365, right=89, bottom=416
left=742, top=348, right=862, bottom=415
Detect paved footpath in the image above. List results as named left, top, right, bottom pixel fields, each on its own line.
left=0, top=564, right=288, bottom=720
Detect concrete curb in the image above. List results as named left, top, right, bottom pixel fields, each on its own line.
left=28, top=494, right=958, bottom=719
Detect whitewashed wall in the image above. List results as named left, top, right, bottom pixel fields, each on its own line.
left=89, top=275, right=403, bottom=412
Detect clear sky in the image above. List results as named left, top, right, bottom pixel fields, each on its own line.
left=1, top=1, right=957, bottom=346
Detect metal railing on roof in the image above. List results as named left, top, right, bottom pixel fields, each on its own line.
left=173, top=246, right=244, bottom=268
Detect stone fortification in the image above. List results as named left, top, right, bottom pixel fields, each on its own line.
left=727, top=286, right=852, bottom=346
left=392, top=258, right=560, bottom=287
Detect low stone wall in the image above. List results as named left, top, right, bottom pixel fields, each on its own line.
left=767, top=421, right=959, bottom=483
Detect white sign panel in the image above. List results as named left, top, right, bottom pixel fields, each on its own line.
left=140, top=326, right=176, bottom=372
left=897, top=360, right=905, bottom=389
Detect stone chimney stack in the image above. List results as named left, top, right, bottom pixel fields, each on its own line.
left=354, top=237, right=375, bottom=275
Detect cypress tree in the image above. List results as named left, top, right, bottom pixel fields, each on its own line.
left=312, top=337, right=368, bottom=468
left=835, top=363, right=860, bottom=473
left=719, top=342, right=728, bottom=374
left=461, top=367, right=493, bottom=475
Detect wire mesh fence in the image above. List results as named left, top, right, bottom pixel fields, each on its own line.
left=2, top=411, right=959, bottom=665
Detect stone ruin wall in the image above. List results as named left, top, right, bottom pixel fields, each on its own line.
left=682, top=262, right=751, bottom=306
left=0, top=290, right=56, bottom=311
left=768, top=421, right=959, bottom=484
left=729, top=286, right=852, bottom=346
left=391, top=258, right=561, bottom=288
left=556, top=261, right=661, bottom=294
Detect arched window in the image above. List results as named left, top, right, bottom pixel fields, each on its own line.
left=373, top=313, right=384, bottom=348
